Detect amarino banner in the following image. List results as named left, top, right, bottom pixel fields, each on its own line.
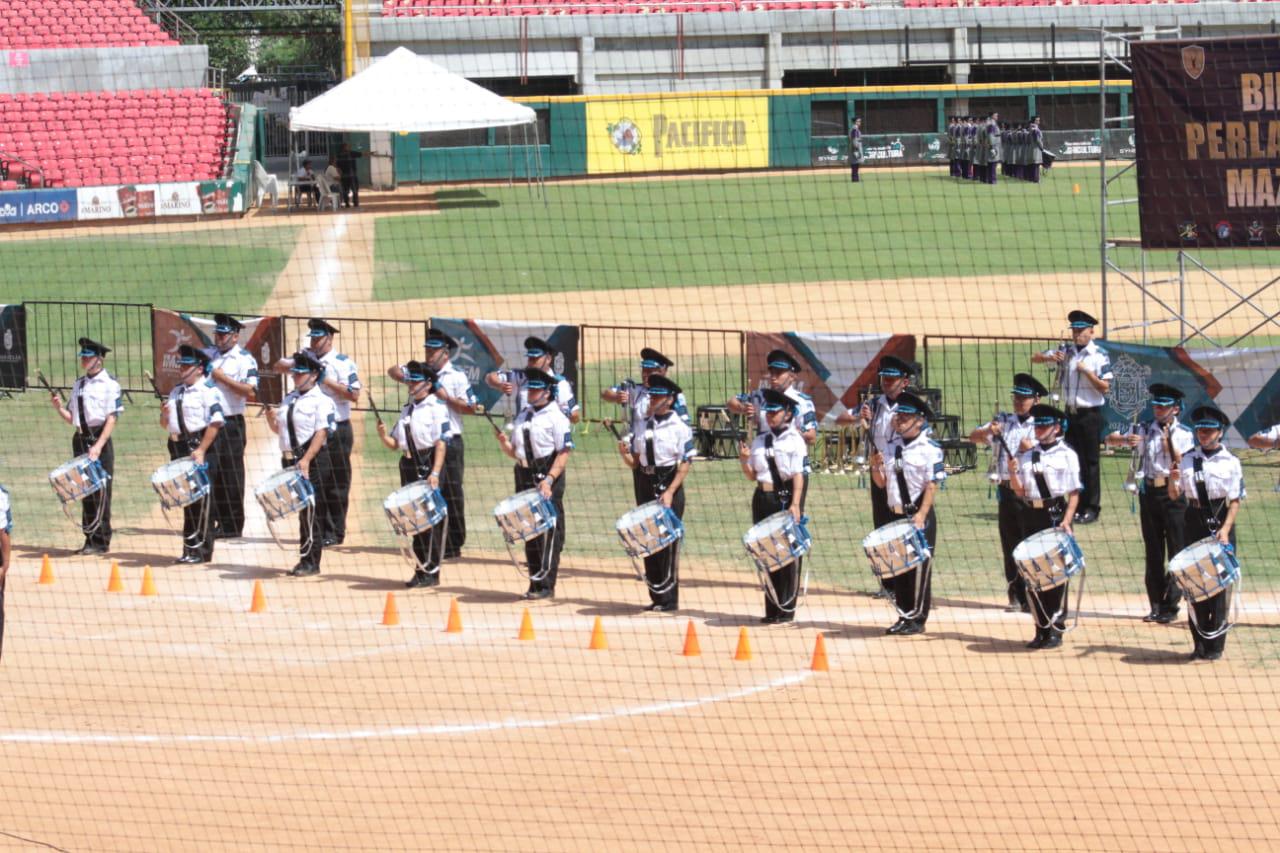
left=151, top=309, right=284, bottom=400
left=744, top=331, right=916, bottom=423
left=430, top=318, right=579, bottom=415
left=586, top=93, right=769, bottom=175
left=0, top=304, right=26, bottom=390
left=1100, top=339, right=1280, bottom=444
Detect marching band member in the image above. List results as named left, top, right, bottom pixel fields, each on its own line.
left=1171, top=406, right=1244, bottom=662
left=1031, top=310, right=1111, bottom=525
left=968, top=373, right=1047, bottom=613
left=839, top=355, right=916, bottom=529
left=377, top=361, right=450, bottom=589
left=727, top=349, right=817, bottom=448
left=161, top=345, right=226, bottom=564
left=0, top=483, right=11, bottom=596
left=1246, top=422, right=1280, bottom=450
left=1007, top=404, right=1081, bottom=651
left=50, top=337, right=122, bottom=555
left=602, top=347, right=689, bottom=503
left=206, top=313, right=258, bottom=540
left=615, top=375, right=693, bottom=612
left=870, top=391, right=944, bottom=636
left=494, top=368, right=573, bottom=600
left=389, top=329, right=477, bottom=560
left=739, top=388, right=808, bottom=625
left=1105, top=383, right=1193, bottom=624
left=276, top=319, right=361, bottom=547
left=485, top=336, right=580, bottom=423
left=266, top=352, right=335, bottom=577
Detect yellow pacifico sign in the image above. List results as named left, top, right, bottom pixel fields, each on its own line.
left=586, top=95, right=769, bottom=174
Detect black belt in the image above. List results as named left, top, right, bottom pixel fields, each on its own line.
left=225, top=414, right=245, bottom=422
left=78, top=427, right=104, bottom=439
left=1065, top=405, right=1101, bottom=415
left=523, top=453, right=556, bottom=471
left=1021, top=496, right=1066, bottom=511
left=640, top=464, right=677, bottom=477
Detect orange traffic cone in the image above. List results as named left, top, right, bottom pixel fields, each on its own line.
left=37, top=554, right=54, bottom=585
left=588, top=616, right=608, bottom=651
left=810, top=633, right=830, bottom=672
left=681, top=620, right=701, bottom=657
left=445, top=597, right=463, bottom=634
left=139, top=565, right=157, bottom=597
left=733, top=626, right=752, bottom=661
left=381, top=592, right=399, bottom=626
left=249, top=580, right=267, bottom=614
left=517, top=608, right=535, bottom=641
left=1072, top=183, right=1081, bottom=195
left=106, top=560, right=124, bottom=593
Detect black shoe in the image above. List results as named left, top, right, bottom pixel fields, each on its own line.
left=1189, top=648, right=1205, bottom=661
left=896, top=621, right=924, bottom=636
left=1074, top=510, right=1099, bottom=525
left=760, top=614, right=780, bottom=625
left=1154, top=610, right=1179, bottom=624
left=443, top=550, right=462, bottom=560
left=1203, top=650, right=1223, bottom=662
left=523, top=588, right=551, bottom=600
left=406, top=571, right=431, bottom=589
left=645, top=602, right=675, bottom=612
left=1026, top=631, right=1047, bottom=650
left=873, top=588, right=891, bottom=600
left=774, top=613, right=794, bottom=624
left=176, top=554, right=201, bottom=564
left=886, top=619, right=908, bottom=635
left=79, top=544, right=108, bottom=556
left=321, top=538, right=337, bottom=548
left=1142, top=608, right=1160, bottom=623
left=1041, top=631, right=1063, bottom=650
left=288, top=564, right=319, bottom=577
left=1005, top=601, right=1023, bottom=613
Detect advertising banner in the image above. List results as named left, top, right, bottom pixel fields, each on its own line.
left=154, top=183, right=202, bottom=217
left=0, top=189, right=77, bottom=224
left=1099, top=338, right=1280, bottom=444
left=0, top=304, right=26, bottom=390
left=430, top=318, right=579, bottom=415
left=1132, top=35, right=1280, bottom=248
left=151, top=309, right=284, bottom=402
left=744, top=331, right=916, bottom=423
left=586, top=94, right=769, bottom=175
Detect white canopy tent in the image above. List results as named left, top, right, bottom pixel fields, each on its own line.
left=288, top=47, right=543, bottom=191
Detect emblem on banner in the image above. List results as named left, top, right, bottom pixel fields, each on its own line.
left=2, top=329, right=12, bottom=352
left=1178, top=222, right=1198, bottom=241
left=1109, top=355, right=1151, bottom=420
left=607, top=119, right=642, bottom=155
left=1182, top=46, right=1206, bottom=80
left=1248, top=220, right=1264, bottom=243
left=1215, top=221, right=1232, bottom=240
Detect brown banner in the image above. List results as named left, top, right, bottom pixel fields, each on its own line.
left=1133, top=35, right=1280, bottom=249
left=151, top=309, right=285, bottom=403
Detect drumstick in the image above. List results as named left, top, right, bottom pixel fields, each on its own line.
left=365, top=385, right=384, bottom=426
left=600, top=418, right=623, bottom=441
left=142, top=370, right=163, bottom=399
left=477, top=406, right=504, bottom=435
left=34, top=369, right=65, bottom=404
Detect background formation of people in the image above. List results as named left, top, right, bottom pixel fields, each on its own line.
left=15, top=309, right=1256, bottom=663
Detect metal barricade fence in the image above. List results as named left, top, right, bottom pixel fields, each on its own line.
left=24, top=301, right=155, bottom=395
left=921, top=334, right=1062, bottom=433
left=281, top=314, right=429, bottom=415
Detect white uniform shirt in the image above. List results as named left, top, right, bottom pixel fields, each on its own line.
left=613, top=380, right=691, bottom=430
left=1179, top=446, right=1245, bottom=502
left=505, top=368, right=579, bottom=419
left=0, top=484, right=11, bottom=534
left=982, top=412, right=1036, bottom=480
left=392, top=395, right=451, bottom=455
left=882, top=431, right=946, bottom=510
left=1044, top=341, right=1112, bottom=409
left=435, top=361, right=475, bottom=437
left=1013, top=440, right=1082, bottom=500
left=306, top=347, right=361, bottom=423
left=275, top=385, right=336, bottom=453
left=68, top=370, right=123, bottom=431
left=742, top=387, right=817, bottom=435
left=629, top=411, right=695, bottom=468
left=1131, top=419, right=1195, bottom=479
left=166, top=379, right=227, bottom=435
left=869, top=393, right=901, bottom=455
left=748, top=425, right=809, bottom=486
left=206, top=344, right=259, bottom=416
left=511, top=402, right=574, bottom=465
left=1255, top=424, right=1280, bottom=444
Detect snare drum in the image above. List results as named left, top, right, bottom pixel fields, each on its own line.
left=1013, top=528, right=1085, bottom=592
left=384, top=481, right=447, bottom=537
left=862, top=519, right=931, bottom=582
left=254, top=468, right=315, bottom=522
left=616, top=501, right=683, bottom=559
left=493, top=489, right=557, bottom=545
left=1168, top=537, right=1241, bottom=603
left=48, top=454, right=110, bottom=504
left=743, top=511, right=811, bottom=574
left=150, top=457, right=210, bottom=510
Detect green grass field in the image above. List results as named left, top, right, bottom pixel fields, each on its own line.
left=373, top=166, right=1276, bottom=298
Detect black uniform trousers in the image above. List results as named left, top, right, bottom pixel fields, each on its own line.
left=997, top=484, right=1027, bottom=608
left=72, top=429, right=113, bottom=549
left=1066, top=406, right=1103, bottom=516
left=169, top=436, right=216, bottom=562
left=886, top=506, right=936, bottom=626
left=1139, top=481, right=1187, bottom=615
left=515, top=460, right=565, bottom=596
left=1018, top=500, right=1069, bottom=636
left=211, top=413, right=247, bottom=537
left=870, top=480, right=893, bottom=592
left=753, top=487, right=800, bottom=621
left=636, top=466, right=684, bottom=608
left=320, top=420, right=354, bottom=544
left=285, top=451, right=332, bottom=571
left=340, top=174, right=359, bottom=208
left=441, top=435, right=466, bottom=557
left=849, top=162, right=860, bottom=182
left=399, top=457, right=443, bottom=574
left=1184, top=502, right=1234, bottom=657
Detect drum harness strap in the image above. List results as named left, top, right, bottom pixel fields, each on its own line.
left=286, top=398, right=301, bottom=459
left=77, top=381, right=94, bottom=438
left=764, top=433, right=791, bottom=505
left=403, top=401, right=426, bottom=477
left=175, top=386, right=194, bottom=446
left=1029, top=450, right=1066, bottom=521
left=893, top=445, right=919, bottom=514
left=1192, top=455, right=1222, bottom=532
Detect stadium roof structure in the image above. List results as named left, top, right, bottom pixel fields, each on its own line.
left=288, top=47, right=536, bottom=134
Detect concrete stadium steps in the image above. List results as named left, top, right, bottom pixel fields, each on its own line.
left=0, top=88, right=232, bottom=189
left=0, top=0, right=175, bottom=50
